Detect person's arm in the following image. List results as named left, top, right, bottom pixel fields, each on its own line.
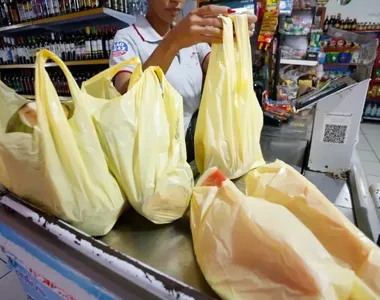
left=115, top=5, right=230, bottom=95
left=115, top=6, right=258, bottom=94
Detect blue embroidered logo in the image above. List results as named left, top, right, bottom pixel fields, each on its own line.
left=112, top=41, right=128, bottom=57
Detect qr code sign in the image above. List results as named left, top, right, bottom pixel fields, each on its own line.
left=323, top=124, right=348, bottom=144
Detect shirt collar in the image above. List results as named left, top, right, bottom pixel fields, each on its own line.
left=133, top=17, right=164, bottom=43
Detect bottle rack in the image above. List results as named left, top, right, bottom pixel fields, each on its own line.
left=0, top=7, right=136, bottom=99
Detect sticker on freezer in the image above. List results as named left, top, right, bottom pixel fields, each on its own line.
left=321, top=112, right=353, bottom=145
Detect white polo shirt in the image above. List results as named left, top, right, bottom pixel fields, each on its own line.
left=110, top=17, right=211, bottom=131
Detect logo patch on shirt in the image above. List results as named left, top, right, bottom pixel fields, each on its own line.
left=112, top=41, right=128, bottom=57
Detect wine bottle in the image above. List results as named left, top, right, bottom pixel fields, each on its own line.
left=96, top=26, right=103, bottom=59
left=90, top=26, right=97, bottom=59
left=323, top=16, right=330, bottom=33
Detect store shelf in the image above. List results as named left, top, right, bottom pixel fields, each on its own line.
left=371, top=79, right=380, bottom=84
left=352, top=30, right=380, bottom=34
left=279, top=30, right=310, bottom=36
left=322, top=63, right=358, bottom=67
left=0, top=8, right=135, bottom=34
left=280, top=59, right=318, bottom=66
left=20, top=95, right=72, bottom=101
left=363, top=116, right=380, bottom=121
left=322, top=47, right=360, bottom=52
left=367, top=97, right=380, bottom=101
left=0, top=59, right=109, bottom=69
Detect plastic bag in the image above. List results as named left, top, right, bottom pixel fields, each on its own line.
left=195, top=14, right=265, bottom=179
left=0, top=50, right=126, bottom=236
left=81, top=57, right=139, bottom=100
left=191, top=168, right=370, bottom=300
left=245, top=160, right=380, bottom=296
left=91, top=63, right=193, bottom=224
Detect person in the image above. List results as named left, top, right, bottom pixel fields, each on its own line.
left=110, top=0, right=257, bottom=161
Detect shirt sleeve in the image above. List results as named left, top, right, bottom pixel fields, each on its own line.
left=196, top=43, right=211, bottom=66
left=109, top=30, right=139, bottom=74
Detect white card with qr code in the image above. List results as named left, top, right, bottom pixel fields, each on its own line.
left=321, top=112, right=353, bottom=145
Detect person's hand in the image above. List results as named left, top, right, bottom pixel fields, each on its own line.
left=167, top=5, right=229, bottom=50
left=166, top=5, right=258, bottom=51
left=243, top=11, right=258, bottom=37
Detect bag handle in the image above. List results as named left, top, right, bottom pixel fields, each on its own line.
left=82, top=56, right=141, bottom=91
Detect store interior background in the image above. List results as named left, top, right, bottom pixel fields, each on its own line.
left=1, top=0, right=380, bottom=298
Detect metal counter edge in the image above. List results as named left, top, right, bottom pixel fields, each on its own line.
left=0, top=191, right=211, bottom=300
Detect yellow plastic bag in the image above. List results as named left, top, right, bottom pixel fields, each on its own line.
left=0, top=50, right=126, bottom=236
left=195, top=15, right=265, bottom=179
left=191, top=168, right=366, bottom=300
left=91, top=63, right=193, bottom=224
left=81, top=57, right=139, bottom=100
left=245, top=160, right=380, bottom=296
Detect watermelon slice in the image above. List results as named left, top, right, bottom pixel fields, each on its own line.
left=197, top=167, right=228, bottom=188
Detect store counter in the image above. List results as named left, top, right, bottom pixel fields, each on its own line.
left=0, top=111, right=379, bottom=299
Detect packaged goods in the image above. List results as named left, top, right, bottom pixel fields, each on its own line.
left=191, top=167, right=372, bottom=300
left=0, top=50, right=126, bottom=236
left=195, top=14, right=265, bottom=179
left=245, top=160, right=380, bottom=296
left=90, top=63, right=193, bottom=224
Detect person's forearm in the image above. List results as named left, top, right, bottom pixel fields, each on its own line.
left=142, top=33, right=180, bottom=73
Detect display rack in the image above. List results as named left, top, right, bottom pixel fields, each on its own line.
left=0, top=8, right=135, bottom=34
left=0, top=8, right=136, bottom=99
left=272, top=6, right=317, bottom=99
left=0, top=59, right=109, bottom=69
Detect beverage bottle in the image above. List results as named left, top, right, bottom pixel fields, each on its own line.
left=27, top=0, right=34, bottom=19
left=96, top=26, right=103, bottom=59
left=0, top=38, right=4, bottom=65
left=69, top=32, right=75, bottom=60
left=64, top=0, right=70, bottom=13
left=78, top=0, right=83, bottom=10
left=323, top=16, right=329, bottom=33
left=64, top=34, right=70, bottom=60
left=104, top=26, right=110, bottom=58
left=70, top=0, right=77, bottom=12
left=16, top=0, right=24, bottom=21
left=8, top=0, right=20, bottom=24
left=108, top=26, right=115, bottom=56
left=74, top=31, right=81, bottom=60
left=90, top=26, right=97, bottom=59
left=0, top=0, right=12, bottom=25
left=85, top=26, right=91, bottom=59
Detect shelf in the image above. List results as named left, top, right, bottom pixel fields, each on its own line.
left=371, top=79, right=380, bottom=84
left=322, top=63, right=358, bottom=67
left=352, top=30, right=380, bottom=34
left=279, top=30, right=310, bottom=36
left=280, top=59, right=318, bottom=66
left=0, top=59, right=109, bottom=69
left=322, top=47, right=360, bottom=52
left=367, top=97, right=380, bottom=101
left=20, top=95, right=72, bottom=101
left=0, top=8, right=135, bottom=34
left=363, top=116, right=380, bottom=121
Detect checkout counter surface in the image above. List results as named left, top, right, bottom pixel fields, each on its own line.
left=0, top=108, right=377, bottom=299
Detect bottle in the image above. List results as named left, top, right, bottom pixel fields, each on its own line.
left=74, top=31, right=81, bottom=60
left=64, top=33, right=71, bottom=60
left=371, top=104, right=378, bottom=117
left=334, top=13, right=341, bottom=29
left=104, top=26, right=110, bottom=58
left=0, top=0, right=12, bottom=26
left=70, top=0, right=77, bottom=12
left=90, top=26, right=97, bottom=59
left=8, top=0, right=20, bottom=24
left=344, top=17, right=350, bottom=30
left=96, top=26, right=103, bottom=59
left=69, top=32, right=75, bottom=60
left=16, top=0, right=24, bottom=22
left=85, top=26, right=91, bottom=59
left=323, top=16, right=330, bottom=33
left=108, top=26, right=115, bottom=57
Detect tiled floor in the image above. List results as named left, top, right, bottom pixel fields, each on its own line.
left=358, top=123, right=380, bottom=186
left=0, top=123, right=379, bottom=298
